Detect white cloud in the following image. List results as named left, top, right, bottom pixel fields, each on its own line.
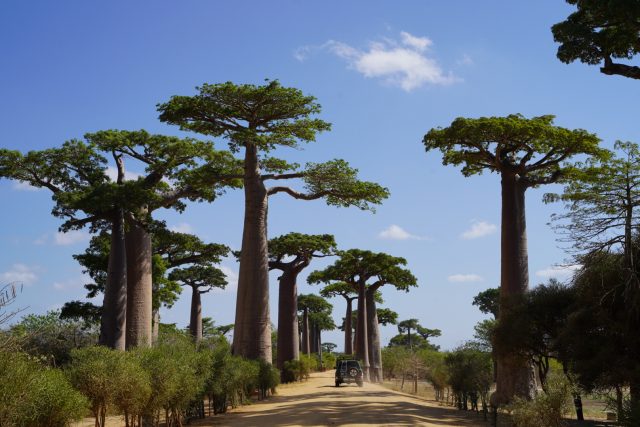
left=536, top=265, right=581, bottom=280
left=460, top=220, right=497, bottom=240
left=400, top=31, right=432, bottom=51
left=378, top=224, right=424, bottom=241
left=321, top=31, right=458, bottom=91
left=448, top=274, right=484, bottom=283
left=294, top=46, right=311, bottom=62
left=457, top=53, right=474, bottom=66
left=104, top=166, right=142, bottom=182
left=12, top=181, right=41, bottom=191
left=52, top=276, right=86, bottom=291
left=54, top=230, right=89, bottom=246
left=1, top=264, right=38, bottom=286
left=169, top=223, right=194, bottom=234
left=215, top=265, right=238, bottom=294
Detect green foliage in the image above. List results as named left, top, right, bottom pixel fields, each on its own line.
left=157, top=80, right=332, bottom=152
left=376, top=308, right=398, bottom=326
left=282, top=354, right=318, bottom=383
left=10, top=310, right=98, bottom=366
left=508, top=371, right=573, bottom=427
left=168, top=264, right=227, bottom=292
left=552, top=0, right=640, bottom=79
left=0, top=350, right=88, bottom=427
left=472, top=288, right=499, bottom=318
left=301, top=160, right=390, bottom=211
left=424, top=114, right=605, bottom=184
left=256, top=359, right=280, bottom=399
left=268, top=232, right=336, bottom=262
left=445, top=345, right=493, bottom=411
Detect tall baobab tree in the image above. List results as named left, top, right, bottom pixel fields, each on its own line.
left=158, top=80, right=389, bottom=362
left=424, top=114, right=605, bottom=405
left=169, top=265, right=227, bottom=343
left=309, top=249, right=417, bottom=381
left=320, top=282, right=357, bottom=354
left=268, top=233, right=336, bottom=376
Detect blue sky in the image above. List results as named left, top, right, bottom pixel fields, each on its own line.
left=1, top=1, right=639, bottom=351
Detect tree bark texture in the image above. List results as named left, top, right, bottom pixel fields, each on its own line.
left=99, top=210, right=127, bottom=350
left=232, top=144, right=272, bottom=362
left=276, top=270, right=300, bottom=371
left=302, top=308, right=310, bottom=355
left=310, top=323, right=318, bottom=354
left=355, top=280, right=370, bottom=381
left=366, top=290, right=383, bottom=382
left=344, top=298, right=353, bottom=355
left=125, top=220, right=153, bottom=349
left=152, top=308, right=159, bottom=344
left=491, top=172, right=536, bottom=407
left=189, top=285, right=203, bottom=343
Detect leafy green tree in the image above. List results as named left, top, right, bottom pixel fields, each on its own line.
left=158, top=80, right=389, bottom=362
left=445, top=344, right=493, bottom=416
left=309, top=249, right=417, bottom=381
left=297, top=294, right=333, bottom=359
left=424, top=114, right=604, bottom=405
left=552, top=1, right=640, bottom=80
left=268, top=232, right=336, bottom=374
left=168, top=265, right=227, bottom=343
left=472, top=288, right=500, bottom=319
left=397, top=318, right=420, bottom=348
left=320, top=282, right=358, bottom=354
left=322, top=342, right=337, bottom=353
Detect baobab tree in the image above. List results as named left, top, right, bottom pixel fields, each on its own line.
left=309, top=249, right=417, bottom=381
left=424, top=114, right=605, bottom=405
left=552, top=1, right=640, bottom=80
left=319, top=282, right=357, bottom=354
left=297, top=294, right=332, bottom=357
left=268, top=232, right=336, bottom=374
left=397, top=319, right=420, bottom=348
left=158, top=80, right=389, bottom=362
left=168, top=265, right=227, bottom=343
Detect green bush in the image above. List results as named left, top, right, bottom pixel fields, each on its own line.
left=0, top=350, right=87, bottom=427
left=137, top=333, right=211, bottom=426
left=67, top=346, right=150, bottom=427
left=508, top=371, right=573, bottom=427
left=256, top=359, right=280, bottom=399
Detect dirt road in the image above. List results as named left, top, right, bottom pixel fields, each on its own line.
left=198, top=371, right=487, bottom=427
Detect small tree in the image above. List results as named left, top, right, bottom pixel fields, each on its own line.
left=320, top=282, right=357, bottom=354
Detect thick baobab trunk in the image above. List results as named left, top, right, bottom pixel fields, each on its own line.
left=491, top=172, right=536, bottom=407
left=355, top=280, right=370, bottom=381
left=302, top=307, right=310, bottom=355
left=233, top=144, right=272, bottom=362
left=366, top=290, right=383, bottom=382
left=276, top=270, right=300, bottom=372
left=344, top=298, right=353, bottom=355
left=100, top=210, right=127, bottom=350
left=310, top=323, right=318, bottom=354
left=189, top=285, right=203, bottom=343
left=125, top=220, right=153, bottom=349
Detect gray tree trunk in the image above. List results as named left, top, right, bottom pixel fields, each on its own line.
left=491, top=172, right=536, bottom=407
left=152, top=308, right=159, bottom=344
left=366, top=290, right=383, bottom=382
left=99, top=210, right=127, bottom=350
left=232, top=143, right=272, bottom=362
left=344, top=297, right=353, bottom=355
left=355, top=280, right=370, bottom=381
left=276, top=270, right=300, bottom=373
left=189, top=285, right=202, bottom=343
left=302, top=308, right=310, bottom=355
left=125, top=220, right=153, bottom=349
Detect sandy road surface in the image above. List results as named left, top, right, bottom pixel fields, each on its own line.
left=197, top=371, right=487, bottom=427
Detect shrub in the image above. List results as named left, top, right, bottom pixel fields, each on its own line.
left=508, top=371, right=573, bottom=427
left=256, top=359, right=280, bottom=399
left=137, top=333, right=210, bottom=427
left=66, top=346, right=150, bottom=427
left=0, top=350, right=87, bottom=427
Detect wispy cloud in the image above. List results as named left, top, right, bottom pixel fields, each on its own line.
left=52, top=274, right=87, bottom=291
left=448, top=273, right=484, bottom=283
left=169, top=223, right=194, bottom=234
left=457, top=53, right=474, bottom=66
left=378, top=224, right=425, bottom=241
left=297, top=31, right=458, bottom=91
left=1, top=264, right=39, bottom=286
left=536, top=265, right=581, bottom=280
left=12, top=181, right=41, bottom=191
left=214, top=265, right=238, bottom=294
left=104, top=166, right=142, bottom=182
left=460, top=220, right=497, bottom=240
left=54, top=230, right=89, bottom=246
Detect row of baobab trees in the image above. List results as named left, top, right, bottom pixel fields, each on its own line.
left=1, top=78, right=632, bottom=409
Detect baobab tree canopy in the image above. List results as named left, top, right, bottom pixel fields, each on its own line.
left=424, top=114, right=604, bottom=182
left=552, top=0, right=640, bottom=79
left=268, top=233, right=336, bottom=266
